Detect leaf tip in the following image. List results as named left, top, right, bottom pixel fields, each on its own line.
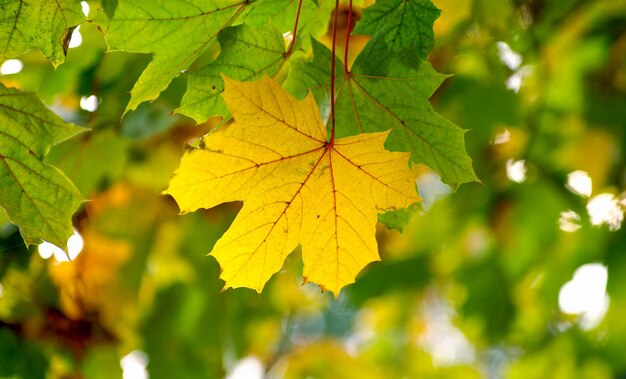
left=121, top=104, right=135, bottom=118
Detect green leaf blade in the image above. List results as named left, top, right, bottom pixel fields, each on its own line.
left=176, top=24, right=286, bottom=123
left=0, top=0, right=84, bottom=67
left=94, top=0, right=249, bottom=113
left=244, top=0, right=333, bottom=41
left=353, top=0, right=440, bottom=56
left=0, top=84, right=83, bottom=248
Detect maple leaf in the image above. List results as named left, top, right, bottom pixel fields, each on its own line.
left=165, top=76, right=419, bottom=295
left=176, top=24, right=286, bottom=124
left=285, top=36, right=477, bottom=188
left=0, top=0, right=83, bottom=67
left=353, top=0, right=440, bottom=56
left=94, top=0, right=250, bottom=113
left=244, top=0, right=333, bottom=41
left=0, top=83, right=84, bottom=248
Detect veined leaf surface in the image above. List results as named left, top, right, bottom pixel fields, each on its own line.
left=165, top=76, right=419, bottom=295
left=94, top=0, right=250, bottom=113
left=285, top=37, right=477, bottom=188
left=0, top=0, right=83, bottom=66
left=353, top=0, right=440, bottom=56
left=0, top=83, right=83, bottom=248
left=176, top=24, right=286, bottom=124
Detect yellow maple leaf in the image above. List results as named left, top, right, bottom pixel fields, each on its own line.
left=165, top=76, right=419, bottom=295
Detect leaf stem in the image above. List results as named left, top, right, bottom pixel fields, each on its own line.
left=330, top=0, right=340, bottom=144
left=344, top=0, right=353, bottom=75
left=285, top=0, right=304, bottom=57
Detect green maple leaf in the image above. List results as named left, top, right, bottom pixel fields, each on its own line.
left=244, top=0, right=333, bottom=41
left=176, top=24, right=286, bottom=124
left=94, top=0, right=251, bottom=114
left=0, top=83, right=84, bottom=248
left=353, top=0, right=440, bottom=56
left=0, top=0, right=83, bottom=67
left=285, top=37, right=476, bottom=188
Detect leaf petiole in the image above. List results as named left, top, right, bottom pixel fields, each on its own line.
left=344, top=0, right=353, bottom=75
left=329, top=0, right=340, bottom=143
left=285, top=0, right=304, bottom=57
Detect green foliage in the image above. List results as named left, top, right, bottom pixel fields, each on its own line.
left=0, top=0, right=83, bottom=67
left=0, top=84, right=83, bottom=248
left=93, top=0, right=249, bottom=113
left=176, top=24, right=286, bottom=123
left=285, top=37, right=476, bottom=187
left=244, top=0, right=333, bottom=38
left=1, top=0, right=626, bottom=378
left=354, top=0, right=440, bottom=56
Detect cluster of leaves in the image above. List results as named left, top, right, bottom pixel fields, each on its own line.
left=2, top=0, right=626, bottom=378
left=0, top=0, right=475, bottom=295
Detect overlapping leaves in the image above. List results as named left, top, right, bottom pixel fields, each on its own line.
left=94, top=0, right=251, bottom=113
left=1, top=0, right=476, bottom=295
left=165, top=77, right=419, bottom=295
left=93, top=0, right=333, bottom=114
left=285, top=37, right=476, bottom=187
left=176, top=24, right=286, bottom=123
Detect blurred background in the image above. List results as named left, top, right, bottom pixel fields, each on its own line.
left=1, top=0, right=626, bottom=378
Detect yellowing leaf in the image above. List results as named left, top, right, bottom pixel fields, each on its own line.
left=165, top=76, right=419, bottom=295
